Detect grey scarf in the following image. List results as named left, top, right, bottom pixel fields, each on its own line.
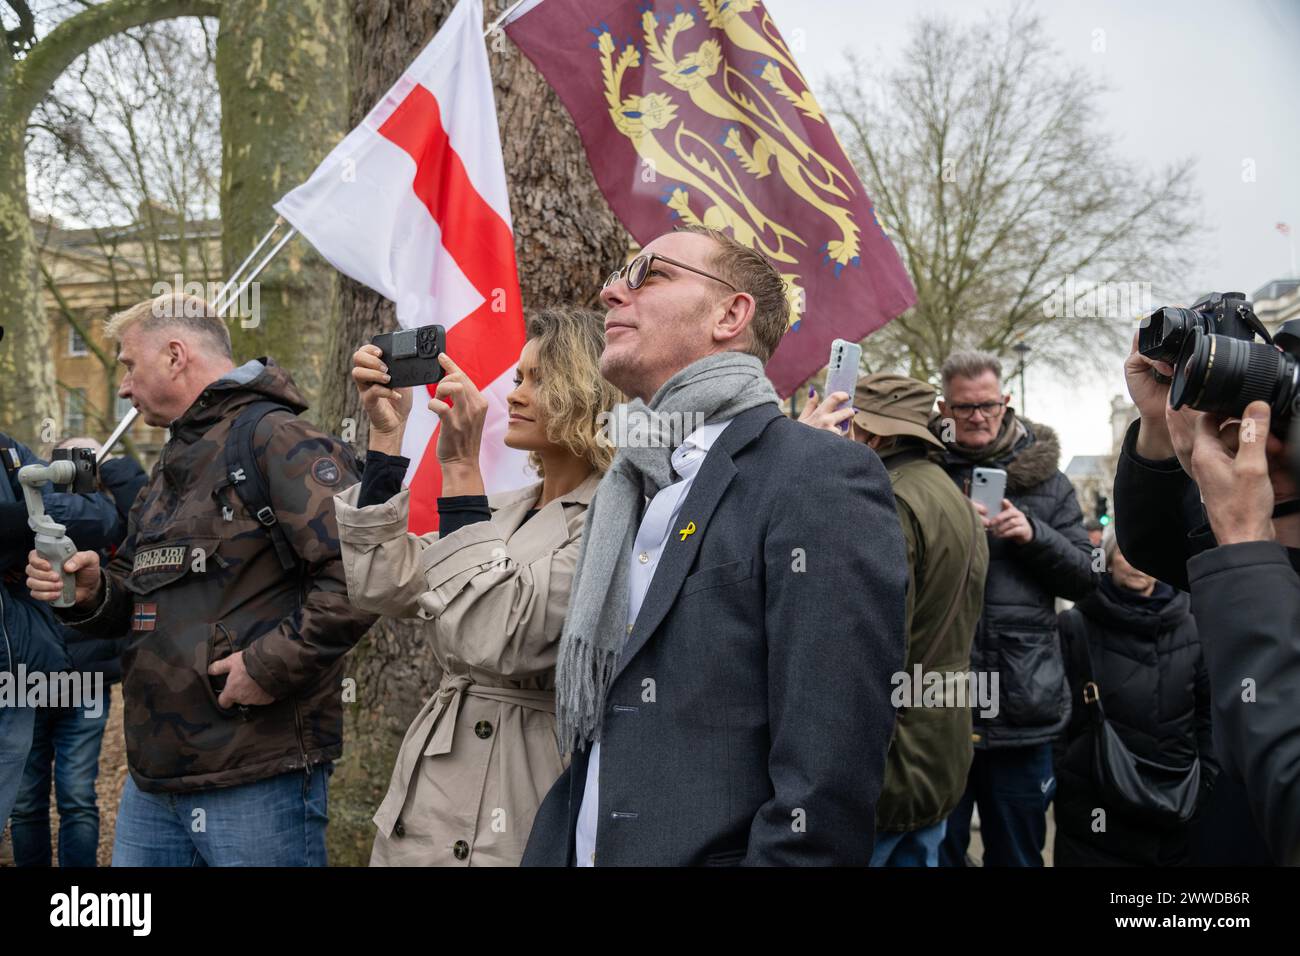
left=555, top=351, right=779, bottom=753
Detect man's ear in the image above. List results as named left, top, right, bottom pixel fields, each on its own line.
left=167, top=338, right=189, bottom=377
left=1003, top=391, right=1013, bottom=407
left=712, top=291, right=756, bottom=347
left=937, top=398, right=950, bottom=417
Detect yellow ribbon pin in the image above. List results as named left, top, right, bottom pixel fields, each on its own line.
left=678, top=521, right=696, bottom=542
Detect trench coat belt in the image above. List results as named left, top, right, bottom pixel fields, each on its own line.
left=419, top=671, right=556, bottom=757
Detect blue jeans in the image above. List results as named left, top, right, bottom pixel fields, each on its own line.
left=940, top=743, right=1055, bottom=867
left=111, top=764, right=331, bottom=866
left=11, top=698, right=111, bottom=867
left=872, top=820, right=947, bottom=866
left=0, top=703, right=36, bottom=832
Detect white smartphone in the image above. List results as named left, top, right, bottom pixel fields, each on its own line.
left=823, top=339, right=862, bottom=433
left=970, top=467, right=1008, bottom=516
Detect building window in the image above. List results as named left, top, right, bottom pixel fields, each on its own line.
left=68, top=325, right=89, bottom=357
left=64, top=388, right=87, bottom=437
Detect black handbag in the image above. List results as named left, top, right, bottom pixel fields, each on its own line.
left=1078, top=633, right=1201, bottom=826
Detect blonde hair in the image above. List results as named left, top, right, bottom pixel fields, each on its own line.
left=525, top=307, right=621, bottom=476
left=104, top=292, right=232, bottom=359
left=674, top=224, right=788, bottom=364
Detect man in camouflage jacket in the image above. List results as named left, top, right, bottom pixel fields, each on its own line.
left=26, top=293, right=376, bottom=866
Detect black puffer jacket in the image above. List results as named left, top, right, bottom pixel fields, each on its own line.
left=1053, top=577, right=1218, bottom=866
left=935, top=419, right=1095, bottom=748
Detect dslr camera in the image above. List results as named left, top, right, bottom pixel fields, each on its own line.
left=370, top=324, right=447, bottom=388
left=51, top=446, right=99, bottom=493
left=1138, top=292, right=1300, bottom=438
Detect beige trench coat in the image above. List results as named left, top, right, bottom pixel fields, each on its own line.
left=333, top=472, right=598, bottom=866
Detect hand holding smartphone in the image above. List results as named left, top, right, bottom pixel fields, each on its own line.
left=823, top=339, right=862, bottom=433
left=970, top=466, right=1008, bottom=517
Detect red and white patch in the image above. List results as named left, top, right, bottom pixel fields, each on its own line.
left=132, top=603, right=157, bottom=631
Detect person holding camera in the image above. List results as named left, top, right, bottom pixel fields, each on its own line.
left=9, top=437, right=146, bottom=867
left=928, top=350, right=1096, bottom=867
left=1117, top=327, right=1299, bottom=864
left=1052, top=527, right=1217, bottom=866
left=0, top=372, right=122, bottom=836
left=24, top=293, right=376, bottom=866
left=1117, top=332, right=1284, bottom=863
left=1182, top=400, right=1300, bottom=865
left=335, top=307, right=619, bottom=867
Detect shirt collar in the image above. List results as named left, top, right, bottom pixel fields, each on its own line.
left=679, top=419, right=732, bottom=453
left=672, top=418, right=733, bottom=473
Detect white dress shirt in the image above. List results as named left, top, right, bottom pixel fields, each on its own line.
left=574, top=418, right=734, bottom=866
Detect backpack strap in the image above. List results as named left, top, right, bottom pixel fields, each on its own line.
left=224, top=400, right=298, bottom=572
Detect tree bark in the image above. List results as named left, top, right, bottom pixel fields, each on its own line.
left=215, top=0, right=350, bottom=416
left=0, top=0, right=221, bottom=444
left=323, top=0, right=626, bottom=866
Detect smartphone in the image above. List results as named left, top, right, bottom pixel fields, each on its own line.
left=370, top=324, right=447, bottom=388
left=823, top=339, right=862, bottom=433
left=970, top=467, right=1008, bottom=516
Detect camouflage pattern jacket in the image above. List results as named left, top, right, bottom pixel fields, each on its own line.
left=60, top=359, right=377, bottom=793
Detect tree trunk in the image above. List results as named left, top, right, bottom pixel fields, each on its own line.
left=215, top=0, right=351, bottom=416
left=0, top=123, right=60, bottom=444
left=323, top=0, right=627, bottom=866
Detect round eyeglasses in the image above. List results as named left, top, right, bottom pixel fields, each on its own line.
left=603, top=252, right=738, bottom=293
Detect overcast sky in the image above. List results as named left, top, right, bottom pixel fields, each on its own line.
left=764, top=0, right=1300, bottom=463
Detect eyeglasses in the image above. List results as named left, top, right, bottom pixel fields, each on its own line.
left=602, top=253, right=738, bottom=293
left=948, top=400, right=1006, bottom=419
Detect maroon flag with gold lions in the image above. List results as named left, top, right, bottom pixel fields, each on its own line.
left=504, top=0, right=916, bottom=395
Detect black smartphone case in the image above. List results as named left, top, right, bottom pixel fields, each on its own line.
left=370, top=324, right=447, bottom=388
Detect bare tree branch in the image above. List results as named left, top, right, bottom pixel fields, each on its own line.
left=825, top=6, right=1201, bottom=382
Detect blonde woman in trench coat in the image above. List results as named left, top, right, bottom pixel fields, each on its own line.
left=334, top=308, right=618, bottom=866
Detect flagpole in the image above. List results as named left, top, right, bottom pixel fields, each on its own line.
left=213, top=217, right=283, bottom=313
left=214, top=227, right=299, bottom=318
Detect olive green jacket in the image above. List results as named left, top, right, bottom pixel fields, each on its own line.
left=876, top=442, right=989, bottom=832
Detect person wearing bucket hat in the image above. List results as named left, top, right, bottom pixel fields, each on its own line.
left=801, top=373, right=988, bottom=865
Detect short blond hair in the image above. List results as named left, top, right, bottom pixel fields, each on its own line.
left=104, top=293, right=232, bottom=359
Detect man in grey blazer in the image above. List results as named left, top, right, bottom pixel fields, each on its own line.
left=522, top=225, right=907, bottom=866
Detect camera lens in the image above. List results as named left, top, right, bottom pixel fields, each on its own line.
left=1139, top=307, right=1206, bottom=362
left=1171, top=329, right=1300, bottom=427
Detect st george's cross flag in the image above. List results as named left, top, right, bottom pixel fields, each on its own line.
left=504, top=0, right=916, bottom=396
left=275, top=0, right=528, bottom=533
